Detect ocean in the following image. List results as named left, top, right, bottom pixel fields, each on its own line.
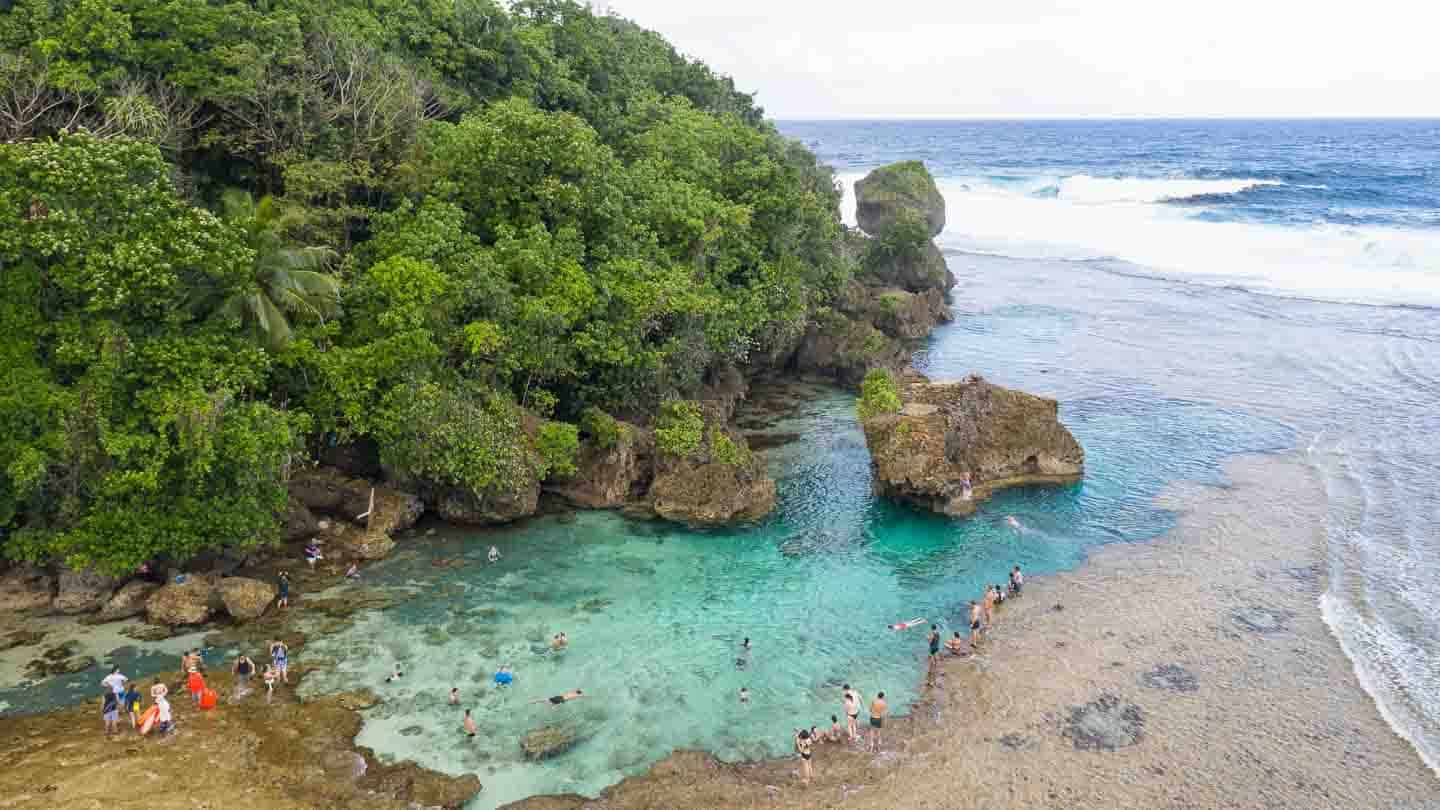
left=2, top=119, right=1436, bottom=807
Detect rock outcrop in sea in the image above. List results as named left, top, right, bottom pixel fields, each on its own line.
left=861, top=372, right=1085, bottom=516
left=791, top=161, right=953, bottom=385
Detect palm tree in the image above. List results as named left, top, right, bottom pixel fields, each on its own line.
left=212, top=190, right=340, bottom=351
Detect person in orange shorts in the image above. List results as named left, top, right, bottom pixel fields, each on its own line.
left=187, top=667, right=205, bottom=705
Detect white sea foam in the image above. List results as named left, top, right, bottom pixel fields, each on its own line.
left=836, top=171, right=1440, bottom=308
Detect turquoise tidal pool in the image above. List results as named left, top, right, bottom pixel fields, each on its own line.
left=296, top=278, right=1298, bottom=808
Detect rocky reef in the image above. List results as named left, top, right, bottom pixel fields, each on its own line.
left=861, top=372, right=1084, bottom=516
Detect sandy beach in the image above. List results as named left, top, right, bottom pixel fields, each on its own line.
left=512, top=452, right=1438, bottom=809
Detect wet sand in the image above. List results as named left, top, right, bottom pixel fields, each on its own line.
left=513, top=453, right=1438, bottom=809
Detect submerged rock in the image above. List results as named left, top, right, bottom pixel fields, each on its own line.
left=1062, top=693, right=1145, bottom=751
left=520, top=724, right=580, bottom=760
left=861, top=373, right=1084, bottom=516
left=218, top=577, right=277, bottom=621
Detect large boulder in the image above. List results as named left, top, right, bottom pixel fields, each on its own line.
left=867, top=240, right=951, bottom=295
left=218, top=577, right=277, bottom=621
left=861, top=374, right=1084, bottom=516
left=547, top=421, right=652, bottom=509
left=792, top=310, right=909, bottom=388
left=51, top=565, right=119, bottom=615
left=145, top=574, right=218, bottom=626
left=432, top=481, right=539, bottom=525
left=282, top=496, right=320, bottom=542
left=0, top=565, right=53, bottom=616
left=649, top=426, right=776, bottom=526
left=855, top=161, right=946, bottom=239
left=329, top=523, right=396, bottom=560
left=868, top=286, right=951, bottom=340
left=289, top=466, right=424, bottom=536
left=97, top=580, right=160, bottom=621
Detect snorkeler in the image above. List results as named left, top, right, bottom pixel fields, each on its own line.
left=530, top=690, right=585, bottom=706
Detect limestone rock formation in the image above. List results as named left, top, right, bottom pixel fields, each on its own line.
left=861, top=374, right=1084, bottom=516
left=855, top=160, right=946, bottom=238
left=218, top=577, right=277, bottom=620
left=432, top=480, right=540, bottom=525
left=546, top=422, right=652, bottom=509
left=649, top=427, right=776, bottom=526
left=0, top=565, right=53, bottom=616
left=51, top=565, right=120, bottom=615
left=145, top=574, right=218, bottom=625
left=97, top=580, right=160, bottom=621
left=282, top=496, right=320, bottom=542
left=289, top=467, right=424, bottom=535
left=329, top=522, right=397, bottom=560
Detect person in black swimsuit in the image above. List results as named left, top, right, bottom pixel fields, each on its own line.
left=926, top=625, right=941, bottom=686
left=794, top=728, right=814, bottom=784
left=530, top=690, right=585, bottom=706
left=842, top=684, right=860, bottom=741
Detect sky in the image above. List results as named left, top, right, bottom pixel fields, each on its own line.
left=599, top=0, right=1440, bottom=119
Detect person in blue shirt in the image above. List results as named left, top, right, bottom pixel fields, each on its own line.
left=493, top=665, right=514, bottom=686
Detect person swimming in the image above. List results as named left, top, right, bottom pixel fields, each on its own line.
left=530, top=690, right=585, bottom=706
left=1006, top=515, right=1022, bottom=530
left=889, top=617, right=926, bottom=631
left=385, top=663, right=403, bottom=683
left=487, top=546, right=500, bottom=564
left=739, top=687, right=750, bottom=704
left=493, top=665, right=514, bottom=686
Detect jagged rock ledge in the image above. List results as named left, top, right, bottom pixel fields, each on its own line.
left=861, top=372, right=1084, bottom=516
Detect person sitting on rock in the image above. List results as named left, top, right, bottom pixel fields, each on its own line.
left=945, top=631, right=966, bottom=656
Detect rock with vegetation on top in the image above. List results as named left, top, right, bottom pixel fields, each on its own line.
left=0, top=565, right=54, bottom=616
left=860, top=371, right=1084, bottom=516
left=97, top=580, right=160, bottom=621
left=855, top=160, right=946, bottom=239
left=51, top=565, right=121, bottom=615
left=432, top=480, right=540, bottom=525
left=218, top=577, right=277, bottom=620
left=793, top=309, right=910, bottom=387
left=868, top=286, right=951, bottom=340
left=547, top=415, right=652, bottom=509
left=646, top=402, right=776, bottom=525
left=145, top=574, right=218, bottom=625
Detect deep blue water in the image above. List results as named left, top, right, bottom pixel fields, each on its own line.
left=782, top=118, right=1440, bottom=307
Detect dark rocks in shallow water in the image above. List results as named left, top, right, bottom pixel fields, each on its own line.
left=400, top=725, right=424, bottom=737
left=25, top=642, right=97, bottom=679
left=1231, top=606, right=1293, bottom=634
left=520, top=724, right=581, bottom=760
left=1062, top=693, right=1145, bottom=751
left=0, top=629, right=47, bottom=651
left=1141, top=663, right=1200, bottom=693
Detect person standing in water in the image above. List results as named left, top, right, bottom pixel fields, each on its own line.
left=982, top=585, right=997, bottom=627
left=842, top=685, right=860, bottom=741
left=926, top=625, right=941, bottom=686
left=270, top=640, right=290, bottom=683
left=487, top=546, right=500, bottom=564
left=1009, top=565, right=1024, bottom=596
left=969, top=600, right=984, bottom=647
left=794, top=728, right=814, bottom=784
left=463, top=709, right=477, bottom=738
left=868, top=692, right=888, bottom=753
left=449, top=687, right=460, bottom=705
left=101, top=689, right=120, bottom=736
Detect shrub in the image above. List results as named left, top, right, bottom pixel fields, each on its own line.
left=710, top=429, right=752, bottom=467
left=857, top=368, right=902, bottom=419
left=655, top=400, right=705, bottom=458
left=536, top=421, right=580, bottom=478
left=579, top=406, right=622, bottom=449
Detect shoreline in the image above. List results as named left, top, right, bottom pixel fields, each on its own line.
left=3, top=450, right=1435, bottom=809
left=509, top=450, right=1437, bottom=809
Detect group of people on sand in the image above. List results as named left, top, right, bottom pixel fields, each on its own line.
left=788, top=564, right=1025, bottom=785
